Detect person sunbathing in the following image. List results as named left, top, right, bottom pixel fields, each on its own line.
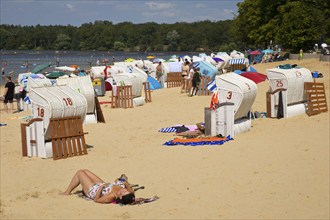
left=59, top=169, right=135, bottom=204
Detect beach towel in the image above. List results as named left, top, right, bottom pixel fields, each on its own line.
left=164, top=135, right=233, bottom=146
left=99, top=101, right=112, bottom=105
left=4, top=115, right=33, bottom=121
left=159, top=125, right=190, bottom=133
left=159, top=127, right=177, bottom=133
left=74, top=190, right=159, bottom=205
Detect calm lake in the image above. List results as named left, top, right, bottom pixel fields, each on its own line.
left=0, top=50, right=203, bottom=84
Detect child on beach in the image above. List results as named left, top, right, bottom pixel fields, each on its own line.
left=189, top=67, right=201, bottom=96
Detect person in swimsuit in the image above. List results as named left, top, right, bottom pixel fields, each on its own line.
left=59, top=169, right=135, bottom=204
left=181, top=61, right=190, bottom=92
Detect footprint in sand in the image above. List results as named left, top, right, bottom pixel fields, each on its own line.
left=16, top=191, right=40, bottom=201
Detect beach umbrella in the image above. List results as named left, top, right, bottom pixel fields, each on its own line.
left=45, top=71, right=67, bottom=79
left=153, top=58, right=161, bottom=63
left=321, top=43, right=327, bottom=48
left=262, top=49, right=274, bottom=54
left=55, top=66, right=76, bottom=72
left=250, top=50, right=261, bottom=55
left=212, top=57, right=223, bottom=62
left=147, top=56, right=155, bottom=59
left=31, top=63, right=51, bottom=74
left=239, top=72, right=267, bottom=84
left=147, top=76, right=162, bottom=90
left=184, top=55, right=191, bottom=61
left=124, top=58, right=135, bottom=62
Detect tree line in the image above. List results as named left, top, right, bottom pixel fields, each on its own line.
left=0, top=0, right=329, bottom=53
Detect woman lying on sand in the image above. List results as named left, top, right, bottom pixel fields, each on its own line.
left=59, top=169, right=135, bottom=204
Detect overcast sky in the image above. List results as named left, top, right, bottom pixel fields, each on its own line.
left=1, top=0, right=243, bottom=26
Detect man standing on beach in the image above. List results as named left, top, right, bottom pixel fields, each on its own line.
left=2, top=76, right=15, bottom=113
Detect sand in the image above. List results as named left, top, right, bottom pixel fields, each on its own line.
left=0, top=59, right=329, bottom=219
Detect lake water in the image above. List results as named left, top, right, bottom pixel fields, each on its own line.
left=0, top=50, right=202, bottom=84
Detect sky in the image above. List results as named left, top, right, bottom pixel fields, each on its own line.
left=0, top=0, right=244, bottom=26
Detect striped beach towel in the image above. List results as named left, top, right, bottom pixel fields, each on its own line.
left=159, top=127, right=177, bottom=133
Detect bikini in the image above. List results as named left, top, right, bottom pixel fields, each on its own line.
left=87, top=181, right=125, bottom=200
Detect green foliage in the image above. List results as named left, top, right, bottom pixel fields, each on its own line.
left=218, top=42, right=238, bottom=53
left=166, top=30, right=180, bottom=51
left=1, top=2, right=329, bottom=53
left=236, top=0, right=330, bottom=52
left=0, top=19, right=238, bottom=52
left=54, top=33, right=71, bottom=50
left=113, top=41, right=126, bottom=51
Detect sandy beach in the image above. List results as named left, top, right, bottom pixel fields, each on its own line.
left=0, top=58, right=329, bottom=219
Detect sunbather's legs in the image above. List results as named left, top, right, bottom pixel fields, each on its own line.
left=82, top=169, right=104, bottom=183
left=60, top=169, right=96, bottom=196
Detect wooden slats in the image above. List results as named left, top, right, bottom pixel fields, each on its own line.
left=111, top=85, right=134, bottom=109
left=49, top=116, right=88, bottom=160
left=304, top=82, right=328, bottom=116
left=166, top=72, right=182, bottom=88
left=197, top=76, right=211, bottom=96
left=95, top=96, right=105, bottom=123
left=182, top=76, right=211, bottom=96
left=143, top=82, right=152, bottom=102
left=230, top=63, right=246, bottom=72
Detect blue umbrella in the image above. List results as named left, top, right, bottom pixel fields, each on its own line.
left=262, top=49, right=274, bottom=54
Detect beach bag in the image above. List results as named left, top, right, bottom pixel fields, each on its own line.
left=173, top=125, right=189, bottom=133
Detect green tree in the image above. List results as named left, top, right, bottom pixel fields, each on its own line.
left=275, top=1, right=328, bottom=52
left=113, top=41, right=126, bottom=51
left=235, top=0, right=329, bottom=52
left=166, top=30, right=180, bottom=51
left=54, top=33, right=71, bottom=50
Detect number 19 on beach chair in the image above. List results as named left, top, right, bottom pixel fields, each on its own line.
left=21, top=116, right=88, bottom=160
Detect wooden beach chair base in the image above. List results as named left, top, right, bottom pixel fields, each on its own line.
left=166, top=72, right=182, bottom=88
left=304, top=81, right=328, bottom=116
left=143, top=82, right=152, bottom=102
left=49, top=116, right=88, bottom=160
left=111, top=85, right=134, bottom=109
